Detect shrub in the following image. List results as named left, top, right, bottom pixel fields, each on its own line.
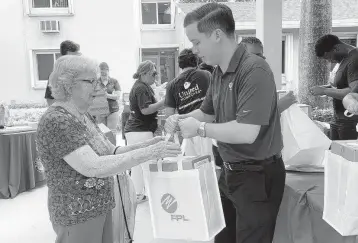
left=311, top=108, right=334, bottom=123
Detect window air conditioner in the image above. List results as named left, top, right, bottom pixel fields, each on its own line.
left=40, top=20, right=60, bottom=33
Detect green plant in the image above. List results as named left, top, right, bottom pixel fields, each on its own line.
left=311, top=108, right=334, bottom=123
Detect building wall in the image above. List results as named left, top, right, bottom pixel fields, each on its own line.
left=0, top=0, right=139, bottom=103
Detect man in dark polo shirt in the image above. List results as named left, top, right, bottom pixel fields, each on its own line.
left=45, top=40, right=81, bottom=106
left=165, top=3, right=285, bottom=243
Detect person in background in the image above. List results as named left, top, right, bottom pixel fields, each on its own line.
left=165, top=48, right=212, bottom=157
left=166, top=3, right=286, bottom=243
left=241, top=36, right=297, bottom=112
left=36, top=55, right=181, bottom=243
left=311, top=34, right=358, bottom=140
left=44, top=40, right=81, bottom=106
left=96, top=62, right=122, bottom=135
left=241, top=36, right=266, bottom=59
left=124, top=60, right=165, bottom=203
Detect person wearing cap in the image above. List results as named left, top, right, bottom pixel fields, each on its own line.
left=45, top=40, right=81, bottom=106
left=165, top=3, right=285, bottom=243
left=96, top=62, right=122, bottom=135
left=124, top=60, right=165, bottom=203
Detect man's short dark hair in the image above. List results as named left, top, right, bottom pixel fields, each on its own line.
left=60, top=40, right=80, bottom=56
left=179, top=48, right=198, bottom=69
left=184, top=3, right=235, bottom=37
left=241, top=37, right=263, bottom=48
left=315, top=34, right=341, bottom=57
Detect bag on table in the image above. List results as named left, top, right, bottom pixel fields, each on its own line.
left=280, top=104, right=331, bottom=169
left=323, top=142, right=358, bottom=236
left=144, top=155, right=225, bottom=241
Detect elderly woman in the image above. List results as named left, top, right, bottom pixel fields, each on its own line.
left=36, top=55, right=181, bottom=243
left=96, top=62, right=122, bottom=134
left=124, top=60, right=165, bottom=203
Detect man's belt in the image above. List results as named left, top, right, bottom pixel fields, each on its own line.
left=223, top=154, right=281, bottom=172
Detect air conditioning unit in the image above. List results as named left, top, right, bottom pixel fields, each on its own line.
left=40, top=20, right=60, bottom=33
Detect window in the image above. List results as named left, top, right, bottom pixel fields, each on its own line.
left=32, top=0, right=68, bottom=8
left=142, top=48, right=178, bottom=85
left=282, top=39, right=286, bottom=74
left=30, top=50, right=60, bottom=89
left=141, top=1, right=174, bottom=28
left=27, top=0, right=73, bottom=16
left=341, top=38, right=357, bottom=47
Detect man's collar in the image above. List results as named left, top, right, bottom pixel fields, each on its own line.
left=222, top=44, right=247, bottom=74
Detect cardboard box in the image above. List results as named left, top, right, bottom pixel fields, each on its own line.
left=149, top=155, right=211, bottom=172
left=331, top=140, right=358, bottom=162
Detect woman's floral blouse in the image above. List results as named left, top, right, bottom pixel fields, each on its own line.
left=36, top=106, right=115, bottom=226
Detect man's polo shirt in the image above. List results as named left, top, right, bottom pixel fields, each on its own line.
left=200, top=44, right=283, bottom=162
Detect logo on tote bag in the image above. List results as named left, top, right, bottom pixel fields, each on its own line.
left=161, top=193, right=178, bottom=213
left=161, top=193, right=189, bottom=222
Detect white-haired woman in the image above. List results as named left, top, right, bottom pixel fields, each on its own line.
left=36, top=55, right=180, bottom=243
left=124, top=60, right=165, bottom=203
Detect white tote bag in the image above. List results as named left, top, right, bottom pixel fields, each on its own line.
left=182, top=136, right=214, bottom=160
left=144, top=155, right=225, bottom=241
left=323, top=150, right=358, bottom=236
left=280, top=104, right=331, bottom=168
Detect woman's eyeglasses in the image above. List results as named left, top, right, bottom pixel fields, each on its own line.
left=152, top=71, right=158, bottom=77
left=79, top=79, right=100, bottom=89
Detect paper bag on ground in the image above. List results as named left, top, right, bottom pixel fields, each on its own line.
left=145, top=155, right=225, bottom=241
left=280, top=104, right=331, bottom=169
left=323, top=142, right=358, bottom=236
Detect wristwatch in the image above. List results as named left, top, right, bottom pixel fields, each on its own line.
left=197, top=122, right=207, bottom=137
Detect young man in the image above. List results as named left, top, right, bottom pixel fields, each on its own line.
left=165, top=3, right=285, bottom=243
left=165, top=48, right=213, bottom=156
left=311, top=34, right=358, bottom=140
left=241, top=37, right=266, bottom=59
left=44, top=40, right=81, bottom=106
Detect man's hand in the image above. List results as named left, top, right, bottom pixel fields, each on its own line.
left=178, top=117, right=201, bottom=138
left=278, top=91, right=297, bottom=112
left=164, top=114, right=180, bottom=134
left=310, top=86, right=327, bottom=96
left=343, top=93, right=358, bottom=115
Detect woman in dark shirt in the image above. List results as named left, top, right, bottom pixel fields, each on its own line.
left=124, top=60, right=164, bottom=202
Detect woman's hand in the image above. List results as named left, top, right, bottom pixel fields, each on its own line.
left=148, top=141, right=182, bottom=159
left=165, top=114, right=180, bottom=134
left=145, top=136, right=165, bottom=146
